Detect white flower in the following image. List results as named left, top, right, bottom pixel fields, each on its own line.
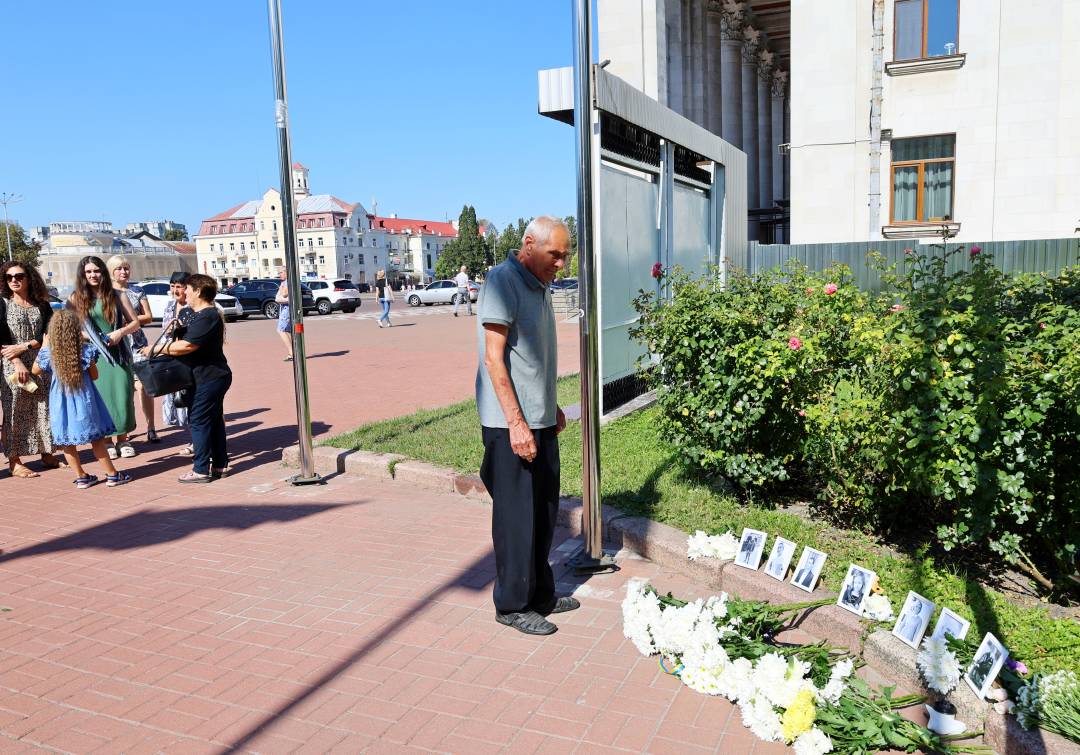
left=622, top=579, right=663, bottom=656
left=792, top=727, right=834, bottom=755
left=687, top=530, right=740, bottom=561
left=680, top=644, right=732, bottom=696
left=862, top=593, right=894, bottom=622
left=817, top=658, right=854, bottom=705
left=717, top=657, right=756, bottom=702
left=739, top=695, right=784, bottom=742
left=916, top=637, right=961, bottom=695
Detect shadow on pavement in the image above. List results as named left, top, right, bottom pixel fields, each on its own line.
left=224, top=407, right=270, bottom=422
left=305, top=350, right=349, bottom=359
left=0, top=503, right=356, bottom=564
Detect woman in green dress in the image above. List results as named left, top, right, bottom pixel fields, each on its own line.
left=67, top=256, right=142, bottom=456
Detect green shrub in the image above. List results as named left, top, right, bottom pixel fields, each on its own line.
left=633, top=250, right=1080, bottom=591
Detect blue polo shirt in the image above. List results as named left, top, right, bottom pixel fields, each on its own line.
left=475, top=254, right=558, bottom=429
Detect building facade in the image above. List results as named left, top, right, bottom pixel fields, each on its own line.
left=194, top=164, right=457, bottom=287
left=122, top=220, right=188, bottom=239
left=598, top=0, right=1080, bottom=244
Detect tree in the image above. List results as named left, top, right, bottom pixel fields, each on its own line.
left=434, top=205, right=488, bottom=279
left=559, top=215, right=579, bottom=278
left=163, top=228, right=189, bottom=241
left=496, top=217, right=531, bottom=262
left=0, top=221, right=41, bottom=269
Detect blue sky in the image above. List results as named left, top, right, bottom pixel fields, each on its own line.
left=1, top=1, right=580, bottom=234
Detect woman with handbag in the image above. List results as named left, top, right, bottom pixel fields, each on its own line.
left=66, top=256, right=142, bottom=460
left=159, top=272, right=194, bottom=455
left=375, top=269, right=393, bottom=328
left=0, top=261, right=64, bottom=477
left=107, top=255, right=157, bottom=445
left=147, top=274, right=231, bottom=483
left=274, top=269, right=293, bottom=361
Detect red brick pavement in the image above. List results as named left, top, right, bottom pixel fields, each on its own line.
left=0, top=302, right=774, bottom=753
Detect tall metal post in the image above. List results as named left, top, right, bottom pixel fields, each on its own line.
left=1, top=193, right=23, bottom=262
left=570, top=0, right=615, bottom=574
left=267, top=0, right=322, bottom=485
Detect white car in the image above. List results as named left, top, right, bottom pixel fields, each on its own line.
left=134, top=281, right=244, bottom=322
left=305, top=279, right=362, bottom=315
left=405, top=279, right=479, bottom=307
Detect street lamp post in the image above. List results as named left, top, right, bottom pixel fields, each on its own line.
left=0, top=193, right=24, bottom=262
left=266, top=0, right=322, bottom=486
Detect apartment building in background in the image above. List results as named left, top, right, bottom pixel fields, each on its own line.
left=598, top=0, right=1080, bottom=244
left=194, top=163, right=457, bottom=287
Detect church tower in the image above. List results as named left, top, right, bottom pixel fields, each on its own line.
left=291, top=162, right=310, bottom=197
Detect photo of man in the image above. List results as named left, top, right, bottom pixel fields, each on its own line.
left=931, top=609, right=971, bottom=643
left=734, top=528, right=767, bottom=570
left=892, top=592, right=934, bottom=648
left=965, top=632, right=1009, bottom=698
left=765, top=537, right=795, bottom=581
left=791, top=547, right=827, bottom=593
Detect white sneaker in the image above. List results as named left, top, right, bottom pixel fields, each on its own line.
left=107, top=444, right=119, bottom=460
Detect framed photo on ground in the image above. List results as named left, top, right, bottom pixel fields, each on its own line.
left=836, top=564, right=876, bottom=616
left=965, top=633, right=1009, bottom=699
left=764, top=537, right=796, bottom=581
left=931, top=608, right=971, bottom=642
left=891, top=591, right=935, bottom=649
left=790, top=546, right=827, bottom=593
left=734, top=528, right=768, bottom=571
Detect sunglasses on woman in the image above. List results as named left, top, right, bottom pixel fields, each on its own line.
left=4, top=273, right=26, bottom=282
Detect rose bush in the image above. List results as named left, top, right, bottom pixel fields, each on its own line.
left=632, top=249, right=1080, bottom=590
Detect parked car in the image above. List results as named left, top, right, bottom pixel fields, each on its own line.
left=133, top=281, right=244, bottom=322
left=48, top=294, right=65, bottom=312
left=550, top=277, right=578, bottom=291
left=405, top=279, right=479, bottom=307
left=221, top=279, right=316, bottom=319
left=305, top=279, right=362, bottom=315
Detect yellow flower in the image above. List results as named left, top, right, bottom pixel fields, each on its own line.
left=682, top=408, right=690, bottom=416
left=782, top=688, right=817, bottom=742
left=708, top=410, right=716, bottom=418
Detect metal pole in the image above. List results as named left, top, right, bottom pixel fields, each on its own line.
left=267, top=0, right=322, bottom=485
left=569, top=0, right=615, bottom=574
left=1, top=193, right=23, bottom=262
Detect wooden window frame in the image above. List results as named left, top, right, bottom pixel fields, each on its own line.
left=893, top=0, right=960, bottom=62
left=889, top=135, right=956, bottom=224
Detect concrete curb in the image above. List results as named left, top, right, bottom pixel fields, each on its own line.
left=282, top=446, right=1079, bottom=755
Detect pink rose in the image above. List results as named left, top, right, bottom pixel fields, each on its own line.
left=889, top=304, right=905, bottom=313
left=805, top=287, right=814, bottom=295
left=970, top=245, right=982, bottom=257
left=798, top=409, right=806, bottom=417
left=824, top=283, right=838, bottom=296
left=788, top=337, right=803, bottom=350
left=904, top=247, right=914, bottom=255
left=1038, top=322, right=1047, bottom=330
left=651, top=262, right=663, bottom=280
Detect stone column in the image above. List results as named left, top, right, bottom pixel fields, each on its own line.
left=756, top=49, right=774, bottom=212
left=690, top=0, right=707, bottom=126
left=705, top=2, right=724, bottom=136
left=740, top=27, right=761, bottom=212
left=771, top=70, right=787, bottom=207
left=719, top=2, right=745, bottom=147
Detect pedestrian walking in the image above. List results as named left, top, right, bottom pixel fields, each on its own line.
left=476, top=216, right=575, bottom=636
left=375, top=270, right=393, bottom=328
left=147, top=274, right=231, bottom=483
left=275, top=270, right=293, bottom=361
left=0, top=262, right=63, bottom=477
left=31, top=309, right=130, bottom=489
left=66, top=256, right=142, bottom=460
left=107, top=256, right=158, bottom=444
left=453, top=265, right=473, bottom=317
left=159, top=272, right=194, bottom=456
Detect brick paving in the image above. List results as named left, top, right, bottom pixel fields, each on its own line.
left=0, top=301, right=778, bottom=753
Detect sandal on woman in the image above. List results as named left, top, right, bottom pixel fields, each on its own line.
left=146, top=429, right=161, bottom=444
left=73, top=475, right=99, bottom=489
left=107, top=444, right=119, bottom=460
left=178, top=470, right=212, bottom=484
left=106, top=472, right=131, bottom=487
left=9, top=463, right=39, bottom=479
left=179, top=444, right=195, bottom=456
left=40, top=454, right=65, bottom=470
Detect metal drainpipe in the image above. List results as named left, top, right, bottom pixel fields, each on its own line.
left=868, top=0, right=885, bottom=239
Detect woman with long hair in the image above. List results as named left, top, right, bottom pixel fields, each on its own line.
left=107, top=255, right=157, bottom=444
left=274, top=269, right=293, bottom=361
left=375, top=269, right=393, bottom=328
left=0, top=261, right=63, bottom=477
left=66, top=255, right=142, bottom=459
left=159, top=272, right=194, bottom=455
left=147, top=274, right=231, bottom=483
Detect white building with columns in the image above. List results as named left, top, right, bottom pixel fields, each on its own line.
left=599, top=0, right=1080, bottom=244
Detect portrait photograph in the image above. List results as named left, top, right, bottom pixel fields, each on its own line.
left=965, top=633, right=1008, bottom=698
left=930, top=608, right=971, bottom=643
left=790, top=546, right=827, bottom=593
left=836, top=564, right=876, bottom=616
left=764, top=537, right=796, bottom=581
left=891, top=591, right=935, bottom=648
left=734, top=528, right=768, bottom=570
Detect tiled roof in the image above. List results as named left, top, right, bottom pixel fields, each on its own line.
left=203, top=194, right=354, bottom=224
left=162, top=241, right=197, bottom=255
left=372, top=216, right=458, bottom=237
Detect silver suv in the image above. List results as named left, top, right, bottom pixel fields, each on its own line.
left=306, top=279, right=362, bottom=315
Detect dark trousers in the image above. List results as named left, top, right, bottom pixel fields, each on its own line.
left=188, top=373, right=232, bottom=474
left=480, top=425, right=560, bottom=614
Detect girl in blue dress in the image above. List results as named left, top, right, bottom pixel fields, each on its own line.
left=32, top=309, right=131, bottom=489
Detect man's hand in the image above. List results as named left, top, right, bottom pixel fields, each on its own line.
left=556, top=406, right=566, bottom=434
left=509, top=418, right=537, bottom=462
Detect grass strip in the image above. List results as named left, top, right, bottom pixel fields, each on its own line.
left=325, top=375, right=1080, bottom=677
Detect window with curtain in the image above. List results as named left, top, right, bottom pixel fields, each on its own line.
left=890, top=135, right=955, bottom=223
left=894, top=0, right=959, bottom=60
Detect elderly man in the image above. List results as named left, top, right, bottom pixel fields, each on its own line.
left=476, top=216, right=576, bottom=635
left=453, top=265, right=473, bottom=317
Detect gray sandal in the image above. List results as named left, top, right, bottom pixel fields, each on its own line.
left=542, top=596, right=581, bottom=615
left=495, top=610, right=557, bottom=636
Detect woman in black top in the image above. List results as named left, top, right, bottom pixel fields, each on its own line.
left=375, top=269, right=393, bottom=328
left=149, top=274, right=231, bottom=483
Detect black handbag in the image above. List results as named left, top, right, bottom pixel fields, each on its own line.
left=132, top=327, right=193, bottom=398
